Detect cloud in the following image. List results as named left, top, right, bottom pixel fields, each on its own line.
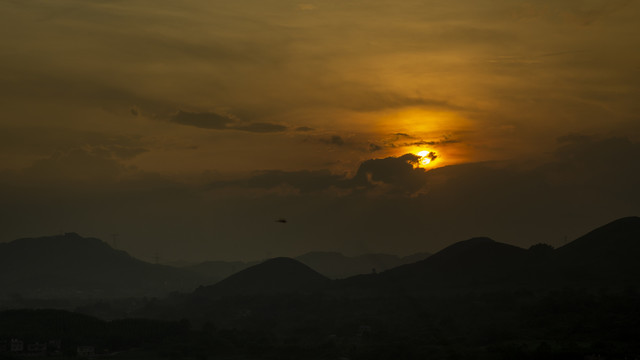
left=169, top=110, right=287, bottom=133
left=312, top=135, right=346, bottom=146
left=295, top=126, right=314, bottom=132
left=368, top=134, right=461, bottom=152
left=170, top=110, right=235, bottom=130
left=341, top=92, right=466, bottom=113
left=232, top=122, right=288, bottom=133
left=369, top=143, right=383, bottom=152
left=393, top=133, right=414, bottom=139
left=208, top=153, right=430, bottom=196
left=404, top=139, right=460, bottom=147
left=326, top=135, right=345, bottom=146
left=350, top=154, right=429, bottom=194
left=205, top=136, right=640, bottom=201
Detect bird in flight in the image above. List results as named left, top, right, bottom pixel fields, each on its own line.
left=275, top=218, right=287, bottom=223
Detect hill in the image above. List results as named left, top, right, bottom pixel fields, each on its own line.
left=184, top=260, right=255, bottom=286
left=295, top=251, right=431, bottom=279
left=0, top=233, right=203, bottom=298
left=554, top=216, right=640, bottom=287
left=194, top=257, right=329, bottom=297
left=335, top=237, right=530, bottom=295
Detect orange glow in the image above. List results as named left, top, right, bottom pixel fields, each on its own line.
left=416, top=150, right=435, bottom=167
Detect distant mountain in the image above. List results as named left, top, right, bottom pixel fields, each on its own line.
left=335, top=237, right=530, bottom=294
left=384, top=237, right=528, bottom=281
left=183, top=251, right=431, bottom=284
left=136, top=216, right=640, bottom=328
left=184, top=260, right=252, bottom=285
left=340, top=217, right=640, bottom=294
left=0, top=233, right=203, bottom=298
left=194, top=257, right=329, bottom=297
left=295, top=251, right=431, bottom=279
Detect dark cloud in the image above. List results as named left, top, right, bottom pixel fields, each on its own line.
left=369, top=143, right=383, bottom=152
left=205, top=136, right=640, bottom=201
left=169, top=110, right=286, bottom=133
left=424, top=151, right=438, bottom=162
left=350, top=154, right=428, bottom=194
left=209, top=153, right=430, bottom=196
left=170, top=110, right=235, bottom=130
left=405, top=139, right=460, bottom=147
left=319, top=135, right=345, bottom=146
left=295, top=126, right=314, bottom=132
left=393, top=133, right=414, bottom=138
left=231, top=122, right=288, bottom=133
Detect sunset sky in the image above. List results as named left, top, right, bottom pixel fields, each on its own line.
left=1, top=0, right=639, bottom=262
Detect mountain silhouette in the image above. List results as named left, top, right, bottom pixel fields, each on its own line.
left=554, top=216, right=640, bottom=287
left=295, top=251, right=431, bottom=279
left=0, top=233, right=202, bottom=298
left=194, top=257, right=328, bottom=297
left=184, top=260, right=256, bottom=285
left=340, top=217, right=640, bottom=293
left=557, top=216, right=640, bottom=259
left=135, top=216, right=640, bottom=331
left=379, top=237, right=529, bottom=290
left=183, top=251, right=430, bottom=282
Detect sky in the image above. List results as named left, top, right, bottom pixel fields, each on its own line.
left=1, top=0, right=639, bottom=262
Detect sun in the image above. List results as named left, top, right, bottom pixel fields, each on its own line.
left=416, top=150, right=435, bottom=166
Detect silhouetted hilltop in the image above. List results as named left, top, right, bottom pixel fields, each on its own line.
left=295, top=251, right=430, bottom=279
left=183, top=251, right=430, bottom=283
left=335, top=237, right=531, bottom=294
left=554, top=216, right=640, bottom=286
left=383, top=237, right=528, bottom=288
left=194, top=257, right=328, bottom=297
left=184, top=260, right=255, bottom=286
left=0, top=233, right=202, bottom=298
left=557, top=216, right=640, bottom=258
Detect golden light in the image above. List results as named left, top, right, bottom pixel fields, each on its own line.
left=416, top=150, right=434, bottom=167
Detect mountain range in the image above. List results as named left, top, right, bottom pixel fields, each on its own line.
left=2, top=217, right=639, bottom=301
left=183, top=251, right=431, bottom=284
left=0, top=233, right=202, bottom=298
left=187, top=216, right=640, bottom=299
left=3, top=217, right=640, bottom=360
left=0, top=233, right=428, bottom=299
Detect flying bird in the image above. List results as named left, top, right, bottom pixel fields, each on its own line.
left=275, top=218, right=287, bottom=223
